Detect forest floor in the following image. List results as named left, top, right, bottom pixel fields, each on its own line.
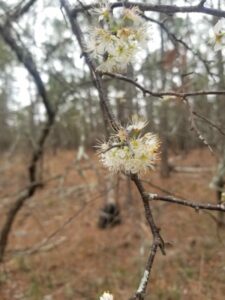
left=0, top=148, right=224, bottom=300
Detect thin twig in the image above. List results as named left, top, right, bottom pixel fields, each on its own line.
left=186, top=99, right=214, bottom=153
left=72, top=2, right=225, bottom=18
left=193, top=110, right=225, bottom=136
left=102, top=72, right=225, bottom=99
left=149, top=193, right=225, bottom=212
left=142, top=15, right=215, bottom=78
left=130, top=174, right=165, bottom=299
left=0, top=21, right=55, bottom=263
left=60, top=0, right=118, bottom=133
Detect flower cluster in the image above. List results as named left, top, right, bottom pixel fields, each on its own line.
left=88, top=1, right=148, bottom=72
left=213, top=19, right=225, bottom=51
left=99, top=292, right=114, bottom=300
left=97, top=118, right=160, bottom=174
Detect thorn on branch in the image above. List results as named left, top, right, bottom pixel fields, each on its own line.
left=195, top=206, right=200, bottom=213
left=198, top=0, right=207, bottom=7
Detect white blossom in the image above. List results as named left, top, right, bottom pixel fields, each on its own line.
left=88, top=28, right=118, bottom=57
left=97, top=119, right=160, bottom=175
left=87, top=3, right=149, bottom=72
left=92, top=0, right=111, bottom=22
left=123, top=7, right=144, bottom=27
left=126, top=117, right=148, bottom=134
left=99, top=291, right=114, bottom=300
left=213, top=19, right=225, bottom=51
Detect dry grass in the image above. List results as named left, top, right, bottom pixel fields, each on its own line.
left=0, top=149, right=224, bottom=300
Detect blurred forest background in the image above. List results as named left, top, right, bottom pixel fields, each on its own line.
left=0, top=0, right=225, bottom=299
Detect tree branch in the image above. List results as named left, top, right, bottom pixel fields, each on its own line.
left=192, top=110, right=225, bottom=137
left=129, top=174, right=165, bottom=299
left=60, top=0, right=118, bottom=133
left=129, top=244, right=158, bottom=300
left=0, top=23, right=54, bottom=120
left=72, top=2, right=225, bottom=18
left=61, top=2, right=166, bottom=298
left=0, top=21, right=55, bottom=262
left=149, top=194, right=225, bottom=212
left=142, top=15, right=215, bottom=78
left=102, top=71, right=225, bottom=99
left=10, top=0, right=38, bottom=20
left=198, top=0, right=207, bottom=7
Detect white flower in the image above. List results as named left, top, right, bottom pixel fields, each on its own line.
left=88, top=28, right=118, bottom=57
left=96, top=40, right=137, bottom=72
left=99, top=291, right=114, bottom=300
left=123, top=7, right=144, bottom=27
left=133, top=24, right=149, bottom=46
left=96, top=54, right=118, bottom=72
left=87, top=5, right=149, bottom=73
left=126, top=117, right=148, bottom=135
left=213, top=19, right=225, bottom=51
left=97, top=119, right=160, bottom=174
left=92, top=0, right=111, bottom=22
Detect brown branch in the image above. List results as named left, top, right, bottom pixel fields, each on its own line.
left=185, top=99, right=214, bottom=153
left=199, top=0, right=207, bottom=7
left=0, top=22, right=55, bottom=262
left=142, top=15, right=215, bottom=78
left=102, top=72, right=225, bottom=145
left=10, top=0, right=38, bottom=20
left=149, top=194, right=225, bottom=212
left=0, top=124, right=54, bottom=262
left=60, top=0, right=118, bottom=133
left=141, top=179, right=184, bottom=198
left=72, top=2, right=225, bottom=18
left=129, top=244, right=158, bottom=300
left=0, top=24, right=54, bottom=120
left=102, top=72, right=225, bottom=99
left=0, top=0, right=36, bottom=19
left=192, top=110, right=225, bottom=137
left=131, top=175, right=165, bottom=253
left=129, top=174, right=165, bottom=299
